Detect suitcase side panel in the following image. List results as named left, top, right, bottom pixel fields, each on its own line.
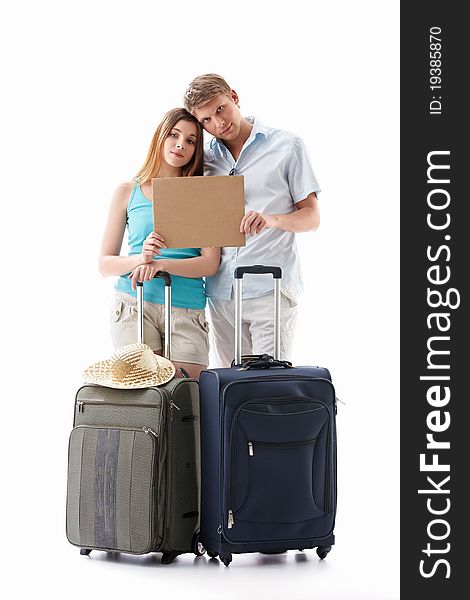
left=164, top=380, right=201, bottom=552
left=199, top=371, right=223, bottom=550
left=66, top=425, right=86, bottom=546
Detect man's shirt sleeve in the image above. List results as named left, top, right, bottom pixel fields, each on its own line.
left=286, top=137, right=321, bottom=203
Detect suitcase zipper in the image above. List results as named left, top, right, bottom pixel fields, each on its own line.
left=143, top=426, right=158, bottom=438
left=163, top=393, right=184, bottom=549
left=76, top=400, right=161, bottom=413
left=169, top=400, right=180, bottom=422
left=73, top=423, right=158, bottom=437
left=246, top=437, right=316, bottom=456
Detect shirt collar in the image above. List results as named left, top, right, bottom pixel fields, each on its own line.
left=246, top=116, right=269, bottom=139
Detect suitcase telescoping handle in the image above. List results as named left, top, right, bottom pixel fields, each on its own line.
left=234, top=265, right=282, bottom=365
left=136, top=271, right=172, bottom=360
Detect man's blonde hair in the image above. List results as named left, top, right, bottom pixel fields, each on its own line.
left=184, top=73, right=232, bottom=113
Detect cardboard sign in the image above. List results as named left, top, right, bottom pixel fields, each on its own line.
left=152, top=175, right=245, bottom=248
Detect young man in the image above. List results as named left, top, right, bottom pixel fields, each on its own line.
left=183, top=73, right=321, bottom=367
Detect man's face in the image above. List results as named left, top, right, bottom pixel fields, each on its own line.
left=193, top=92, right=242, bottom=141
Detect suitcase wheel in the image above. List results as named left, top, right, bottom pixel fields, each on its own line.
left=191, top=532, right=206, bottom=557
left=161, top=551, right=179, bottom=564
left=316, top=546, right=331, bottom=560
left=207, top=550, right=218, bottom=559
left=80, top=548, right=92, bottom=556
left=220, top=554, right=232, bottom=567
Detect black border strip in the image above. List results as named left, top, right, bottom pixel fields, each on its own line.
left=401, top=3, right=467, bottom=597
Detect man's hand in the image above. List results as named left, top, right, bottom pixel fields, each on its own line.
left=128, top=260, right=166, bottom=291
left=240, top=211, right=277, bottom=235
left=141, top=231, right=166, bottom=263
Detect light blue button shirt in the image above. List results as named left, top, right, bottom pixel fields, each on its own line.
left=204, top=117, right=321, bottom=300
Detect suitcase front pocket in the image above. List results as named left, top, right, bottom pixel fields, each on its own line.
left=226, top=398, right=331, bottom=537
left=235, top=437, right=324, bottom=523
left=66, top=425, right=159, bottom=554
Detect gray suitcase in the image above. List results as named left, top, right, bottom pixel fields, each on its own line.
left=66, top=272, right=204, bottom=564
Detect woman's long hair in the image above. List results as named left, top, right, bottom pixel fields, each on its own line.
left=135, top=108, right=204, bottom=183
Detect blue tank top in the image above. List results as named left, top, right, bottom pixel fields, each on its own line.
left=115, top=184, right=206, bottom=309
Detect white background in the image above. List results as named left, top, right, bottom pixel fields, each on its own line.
left=0, top=1, right=399, bottom=598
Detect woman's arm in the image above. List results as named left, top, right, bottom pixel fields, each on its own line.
left=98, top=183, right=165, bottom=277
left=128, top=247, right=221, bottom=290
left=158, top=247, right=221, bottom=277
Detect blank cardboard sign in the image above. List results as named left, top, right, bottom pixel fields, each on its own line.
left=152, top=175, right=246, bottom=248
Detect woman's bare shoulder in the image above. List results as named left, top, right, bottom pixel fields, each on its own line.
left=111, top=181, right=135, bottom=207
left=115, top=180, right=135, bottom=194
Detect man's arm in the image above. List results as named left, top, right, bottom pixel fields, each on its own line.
left=240, top=192, right=320, bottom=235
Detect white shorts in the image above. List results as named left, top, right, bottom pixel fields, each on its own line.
left=110, top=292, right=209, bottom=366
left=207, top=290, right=298, bottom=368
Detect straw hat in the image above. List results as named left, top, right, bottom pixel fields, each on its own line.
left=83, top=343, right=175, bottom=389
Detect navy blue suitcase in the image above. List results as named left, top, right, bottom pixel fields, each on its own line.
left=199, top=266, right=337, bottom=566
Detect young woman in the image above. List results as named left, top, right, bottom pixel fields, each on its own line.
left=99, top=108, right=220, bottom=379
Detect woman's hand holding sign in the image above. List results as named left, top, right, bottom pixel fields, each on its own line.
left=141, top=231, right=166, bottom=263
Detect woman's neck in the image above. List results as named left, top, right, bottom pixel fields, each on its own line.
left=155, top=164, right=182, bottom=178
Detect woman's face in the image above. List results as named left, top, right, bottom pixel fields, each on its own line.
left=162, top=119, right=198, bottom=169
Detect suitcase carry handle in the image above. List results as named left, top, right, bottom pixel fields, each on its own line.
left=136, top=271, right=172, bottom=360
left=234, top=265, right=282, bottom=365
left=232, top=353, right=292, bottom=370
left=234, top=265, right=282, bottom=279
